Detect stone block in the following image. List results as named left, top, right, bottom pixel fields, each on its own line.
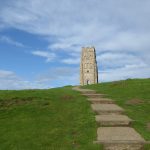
left=91, top=104, right=124, bottom=114
left=95, top=114, right=132, bottom=126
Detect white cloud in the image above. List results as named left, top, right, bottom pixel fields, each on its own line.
left=96, top=52, right=150, bottom=82
left=98, top=32, right=150, bottom=52
left=61, top=58, right=80, bottom=65
left=100, top=64, right=150, bottom=82
left=0, top=70, right=16, bottom=78
left=0, top=70, right=50, bottom=90
left=0, top=0, right=150, bottom=88
left=36, top=67, right=79, bottom=87
left=1, top=0, right=150, bottom=53
left=0, top=35, right=24, bottom=47
left=31, top=50, right=56, bottom=62
left=97, top=52, right=148, bottom=69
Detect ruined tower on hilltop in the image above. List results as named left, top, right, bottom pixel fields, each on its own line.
left=80, top=47, right=98, bottom=85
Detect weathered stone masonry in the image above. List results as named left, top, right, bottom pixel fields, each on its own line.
left=80, top=47, right=98, bottom=85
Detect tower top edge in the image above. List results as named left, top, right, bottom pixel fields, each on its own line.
left=82, top=46, right=95, bottom=51
left=82, top=46, right=95, bottom=49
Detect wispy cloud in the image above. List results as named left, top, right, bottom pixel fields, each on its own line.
left=0, top=69, right=50, bottom=90
left=36, top=67, right=79, bottom=87
left=1, top=0, right=150, bottom=53
left=0, top=35, right=24, bottom=47
left=61, top=58, right=80, bottom=65
left=100, top=64, right=150, bottom=82
left=0, top=70, right=16, bottom=78
left=97, top=52, right=147, bottom=70
left=31, top=50, right=56, bottom=62
left=0, top=0, right=150, bottom=88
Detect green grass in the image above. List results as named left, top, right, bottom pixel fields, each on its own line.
left=84, top=78, right=150, bottom=149
left=0, top=87, right=102, bottom=150
left=1, top=78, right=150, bottom=150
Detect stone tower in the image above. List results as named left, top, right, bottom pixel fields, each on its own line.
left=80, top=47, right=98, bottom=85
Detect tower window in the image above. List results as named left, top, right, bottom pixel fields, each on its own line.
left=87, top=70, right=89, bottom=73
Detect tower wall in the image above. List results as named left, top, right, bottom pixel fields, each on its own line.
left=80, top=47, right=98, bottom=85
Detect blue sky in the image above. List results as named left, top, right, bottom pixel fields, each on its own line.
left=0, top=0, right=150, bottom=89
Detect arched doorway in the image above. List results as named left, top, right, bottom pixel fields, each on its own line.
left=87, top=80, right=90, bottom=85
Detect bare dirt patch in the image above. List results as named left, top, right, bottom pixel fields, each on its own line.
left=111, top=81, right=127, bottom=87
left=126, top=99, right=144, bottom=105
left=147, top=123, right=150, bottom=131
left=61, top=95, right=74, bottom=101
left=0, top=97, right=34, bottom=108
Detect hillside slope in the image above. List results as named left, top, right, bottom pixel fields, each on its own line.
left=84, top=78, right=150, bottom=149
left=0, top=87, right=101, bottom=150
left=0, top=79, right=150, bottom=150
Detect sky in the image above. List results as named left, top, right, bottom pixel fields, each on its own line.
left=0, top=0, right=150, bottom=89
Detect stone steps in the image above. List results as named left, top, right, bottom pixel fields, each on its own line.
left=91, top=104, right=124, bottom=115
left=96, top=127, right=145, bottom=150
left=72, top=86, right=147, bottom=150
left=95, top=114, right=133, bottom=126
left=87, top=98, right=115, bottom=104
left=72, top=86, right=95, bottom=92
left=80, top=91, right=97, bottom=94
left=82, top=93, right=106, bottom=98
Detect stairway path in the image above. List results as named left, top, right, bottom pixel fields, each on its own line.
left=95, top=114, right=132, bottom=126
left=87, top=98, right=115, bottom=104
left=73, top=86, right=147, bottom=150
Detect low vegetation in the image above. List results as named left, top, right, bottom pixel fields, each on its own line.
left=0, top=87, right=101, bottom=150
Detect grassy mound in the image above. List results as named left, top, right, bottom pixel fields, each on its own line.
left=84, top=78, right=150, bottom=149
left=0, top=87, right=101, bottom=150
left=0, top=78, right=149, bottom=150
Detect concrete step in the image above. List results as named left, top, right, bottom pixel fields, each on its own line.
left=82, top=93, right=106, bottom=98
left=88, top=98, right=114, bottom=104
left=72, top=87, right=96, bottom=93
left=91, top=104, right=124, bottom=115
left=80, top=91, right=96, bottom=94
left=95, top=114, right=133, bottom=126
left=95, top=127, right=146, bottom=150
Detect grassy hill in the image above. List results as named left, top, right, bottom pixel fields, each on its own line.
left=84, top=78, right=150, bottom=149
left=0, top=86, right=101, bottom=150
left=0, top=78, right=150, bottom=150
